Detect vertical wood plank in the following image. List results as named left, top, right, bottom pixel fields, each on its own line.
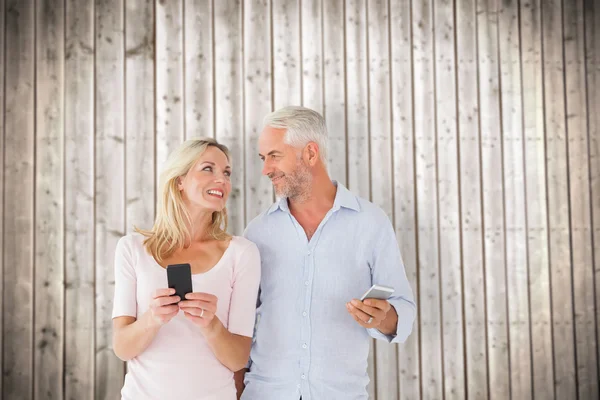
left=434, top=0, right=465, bottom=398
left=390, top=0, right=420, bottom=398
left=344, top=2, right=374, bottom=396
left=244, top=0, right=272, bottom=219
left=323, top=0, right=346, bottom=185
left=457, top=0, right=489, bottom=397
left=156, top=0, right=184, bottom=169
left=214, top=0, right=244, bottom=233
left=34, top=0, right=65, bottom=398
left=413, top=0, right=443, bottom=398
left=65, top=0, right=95, bottom=398
left=564, top=0, right=599, bottom=397
left=542, top=0, right=577, bottom=397
left=499, top=0, right=533, bottom=398
left=95, top=0, right=125, bottom=398
left=367, top=1, right=397, bottom=398
left=0, top=0, right=4, bottom=392
left=301, top=0, right=322, bottom=112
left=125, top=0, right=155, bottom=231
left=584, top=0, right=600, bottom=382
left=3, top=0, right=35, bottom=398
left=345, top=0, right=369, bottom=198
left=185, top=0, right=214, bottom=139
left=520, top=0, right=554, bottom=397
left=273, top=0, right=301, bottom=107
left=477, top=0, right=510, bottom=397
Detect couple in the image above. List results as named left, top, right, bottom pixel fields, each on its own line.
left=112, top=106, right=416, bottom=400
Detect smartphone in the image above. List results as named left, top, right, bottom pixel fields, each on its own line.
left=166, top=263, right=193, bottom=301
left=360, top=284, right=394, bottom=301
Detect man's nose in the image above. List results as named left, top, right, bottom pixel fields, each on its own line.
left=262, top=161, right=272, bottom=176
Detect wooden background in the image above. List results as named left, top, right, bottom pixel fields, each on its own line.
left=1, top=0, right=599, bottom=399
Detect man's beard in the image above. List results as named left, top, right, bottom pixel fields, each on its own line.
left=272, top=159, right=312, bottom=201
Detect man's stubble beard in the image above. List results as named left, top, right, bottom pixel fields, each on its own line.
left=274, top=159, right=312, bottom=202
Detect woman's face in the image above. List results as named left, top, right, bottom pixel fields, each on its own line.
left=178, top=146, right=232, bottom=212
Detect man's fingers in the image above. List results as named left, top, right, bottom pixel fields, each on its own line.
left=363, top=298, right=392, bottom=313
left=347, top=302, right=375, bottom=324
left=349, top=299, right=386, bottom=321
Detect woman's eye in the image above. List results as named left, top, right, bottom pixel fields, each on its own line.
left=202, top=166, right=213, bottom=172
left=224, top=171, right=231, bottom=177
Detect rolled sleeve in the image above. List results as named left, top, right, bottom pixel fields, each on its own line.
left=367, top=218, right=416, bottom=343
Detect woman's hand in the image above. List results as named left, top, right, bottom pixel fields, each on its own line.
left=178, top=292, right=220, bottom=335
left=149, top=288, right=180, bottom=327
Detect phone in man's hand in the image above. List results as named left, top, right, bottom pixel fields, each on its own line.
left=166, top=263, right=193, bottom=301
left=360, top=284, right=394, bottom=301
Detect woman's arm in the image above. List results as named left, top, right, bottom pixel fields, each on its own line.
left=179, top=293, right=251, bottom=371
left=113, top=288, right=180, bottom=361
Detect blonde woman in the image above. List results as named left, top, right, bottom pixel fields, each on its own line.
left=112, top=138, right=261, bottom=400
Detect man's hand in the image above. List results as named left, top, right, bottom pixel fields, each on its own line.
left=346, top=298, right=398, bottom=335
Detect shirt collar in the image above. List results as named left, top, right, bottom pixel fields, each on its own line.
left=267, top=180, right=360, bottom=215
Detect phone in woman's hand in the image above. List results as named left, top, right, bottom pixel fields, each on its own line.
left=167, top=263, right=193, bottom=301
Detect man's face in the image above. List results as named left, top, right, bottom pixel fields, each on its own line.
left=258, top=126, right=312, bottom=199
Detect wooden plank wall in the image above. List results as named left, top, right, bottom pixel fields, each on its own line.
left=1, top=0, right=599, bottom=399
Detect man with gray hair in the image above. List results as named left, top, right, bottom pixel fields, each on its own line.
left=237, top=106, right=416, bottom=400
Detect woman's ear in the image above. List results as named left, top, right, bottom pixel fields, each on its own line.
left=177, top=176, right=184, bottom=191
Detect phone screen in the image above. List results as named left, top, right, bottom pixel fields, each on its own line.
left=166, top=263, right=193, bottom=301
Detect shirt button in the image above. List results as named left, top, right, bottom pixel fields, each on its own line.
left=304, top=281, right=309, bottom=286
left=301, top=374, right=306, bottom=379
left=302, top=311, right=307, bottom=317
left=307, top=250, right=311, bottom=255
left=297, top=384, right=301, bottom=388
left=302, top=343, right=308, bottom=349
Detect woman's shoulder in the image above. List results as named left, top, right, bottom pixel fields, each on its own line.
left=227, top=236, right=260, bottom=260
left=116, top=232, right=147, bottom=253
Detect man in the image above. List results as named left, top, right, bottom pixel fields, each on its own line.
left=237, top=106, right=416, bottom=400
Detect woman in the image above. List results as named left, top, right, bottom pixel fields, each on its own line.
left=112, top=138, right=260, bottom=400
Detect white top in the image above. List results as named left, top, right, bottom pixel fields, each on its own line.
left=112, top=233, right=261, bottom=400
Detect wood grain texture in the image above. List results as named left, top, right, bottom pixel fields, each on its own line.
left=367, top=0, right=396, bottom=398
left=125, top=0, right=155, bottom=231
left=520, top=0, right=554, bottom=397
left=413, top=0, right=443, bottom=398
left=584, top=0, right=600, bottom=384
left=244, top=0, right=273, bottom=219
left=273, top=0, right=301, bottom=107
left=323, top=0, right=346, bottom=185
left=434, top=0, right=465, bottom=398
left=564, top=0, right=599, bottom=397
left=214, top=0, right=244, bottom=233
left=185, top=0, right=214, bottom=139
left=0, top=0, right=4, bottom=392
left=477, top=0, right=510, bottom=397
left=156, top=0, right=184, bottom=170
left=542, top=0, right=577, bottom=397
left=498, top=0, right=532, bottom=398
left=457, top=0, right=489, bottom=396
left=34, top=0, right=65, bottom=398
left=3, top=0, right=35, bottom=398
left=301, top=0, right=322, bottom=113
left=390, top=0, right=420, bottom=398
left=65, top=0, right=95, bottom=398
left=95, top=0, right=125, bottom=398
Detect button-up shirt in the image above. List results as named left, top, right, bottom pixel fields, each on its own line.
left=241, top=182, right=416, bottom=400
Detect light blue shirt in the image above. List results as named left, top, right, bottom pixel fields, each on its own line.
left=241, top=182, right=416, bottom=400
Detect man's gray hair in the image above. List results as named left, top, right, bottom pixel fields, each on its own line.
left=263, top=106, right=328, bottom=163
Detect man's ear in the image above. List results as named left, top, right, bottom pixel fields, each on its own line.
left=305, top=142, right=319, bottom=165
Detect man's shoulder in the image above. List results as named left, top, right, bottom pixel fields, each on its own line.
left=243, top=203, right=278, bottom=238
left=346, top=191, right=392, bottom=223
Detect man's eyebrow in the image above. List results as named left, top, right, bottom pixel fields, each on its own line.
left=259, top=150, right=283, bottom=157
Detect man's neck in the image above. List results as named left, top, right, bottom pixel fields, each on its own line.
left=288, top=175, right=337, bottom=217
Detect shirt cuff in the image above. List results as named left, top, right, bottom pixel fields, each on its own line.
left=367, top=299, right=416, bottom=344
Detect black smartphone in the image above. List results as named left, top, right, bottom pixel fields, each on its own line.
left=166, top=263, right=193, bottom=302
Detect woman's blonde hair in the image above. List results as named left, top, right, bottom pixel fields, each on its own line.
left=136, top=138, right=232, bottom=262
